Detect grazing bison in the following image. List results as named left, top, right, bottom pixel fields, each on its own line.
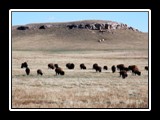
left=37, top=69, right=43, bottom=75
left=145, top=66, right=148, bottom=71
left=25, top=67, right=30, bottom=75
left=55, top=67, right=65, bottom=75
left=95, top=66, right=102, bottom=72
left=119, top=70, right=128, bottom=79
left=117, top=64, right=125, bottom=71
left=66, top=63, right=75, bottom=69
left=132, top=67, right=141, bottom=76
left=21, top=62, right=28, bottom=68
left=54, top=64, right=59, bottom=69
left=111, top=65, right=116, bottom=73
left=48, top=63, right=54, bottom=69
left=80, top=63, right=86, bottom=69
left=103, top=66, right=108, bottom=70
left=128, top=65, right=141, bottom=75
left=93, top=63, right=98, bottom=69
left=93, top=63, right=102, bottom=72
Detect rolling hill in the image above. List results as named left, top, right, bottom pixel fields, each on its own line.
left=12, top=20, right=148, bottom=51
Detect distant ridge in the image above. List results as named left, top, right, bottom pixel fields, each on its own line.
left=12, top=20, right=148, bottom=51
left=12, top=20, right=140, bottom=32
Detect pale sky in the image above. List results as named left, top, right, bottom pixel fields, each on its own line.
left=12, top=10, right=149, bottom=32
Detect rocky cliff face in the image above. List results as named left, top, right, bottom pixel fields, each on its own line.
left=12, top=20, right=140, bottom=32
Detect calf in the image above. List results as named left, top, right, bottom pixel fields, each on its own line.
left=103, top=66, right=108, bottom=70
left=37, top=69, right=43, bottom=75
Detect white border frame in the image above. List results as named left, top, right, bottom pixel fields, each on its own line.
left=9, top=9, right=151, bottom=111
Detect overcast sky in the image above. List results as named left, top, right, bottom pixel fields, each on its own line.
left=11, top=10, right=149, bottom=32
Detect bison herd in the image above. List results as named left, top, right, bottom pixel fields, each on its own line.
left=20, top=62, right=148, bottom=79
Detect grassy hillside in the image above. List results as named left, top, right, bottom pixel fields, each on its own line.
left=12, top=20, right=148, bottom=51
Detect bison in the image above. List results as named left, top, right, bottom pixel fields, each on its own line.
left=132, top=67, right=141, bottom=76
left=128, top=65, right=141, bottom=75
left=55, top=67, right=65, bottom=75
left=37, top=69, right=43, bottom=76
left=111, top=65, right=116, bottom=73
left=145, top=66, right=148, bottom=71
left=54, top=64, right=59, bottom=69
left=66, top=63, right=75, bottom=69
left=80, top=63, right=86, bottom=69
left=92, top=63, right=101, bottom=72
left=21, top=62, right=28, bottom=68
left=103, top=66, right=108, bottom=70
left=117, top=64, right=125, bottom=71
left=93, top=63, right=98, bottom=69
left=48, top=63, right=54, bottom=69
left=95, top=66, right=102, bottom=72
left=25, top=67, right=30, bottom=75
left=119, top=70, right=128, bottom=79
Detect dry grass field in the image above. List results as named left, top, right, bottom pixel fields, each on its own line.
left=11, top=20, right=149, bottom=109
left=12, top=50, right=148, bottom=108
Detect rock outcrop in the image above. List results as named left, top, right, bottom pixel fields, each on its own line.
left=66, top=22, right=138, bottom=31
left=13, top=20, right=140, bottom=32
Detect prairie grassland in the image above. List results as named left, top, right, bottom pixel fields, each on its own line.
left=12, top=49, right=148, bottom=108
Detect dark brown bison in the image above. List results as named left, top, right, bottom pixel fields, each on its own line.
left=119, top=70, right=128, bottom=79
left=93, top=63, right=101, bottom=72
left=25, top=67, right=30, bottom=75
left=103, top=66, right=108, bottom=70
left=66, top=63, right=75, bottom=69
left=54, top=64, right=59, bottom=69
left=48, top=63, right=54, bottom=69
left=55, top=67, right=65, bottom=75
left=132, top=67, right=141, bottom=76
left=95, top=66, right=102, bottom=72
left=21, top=62, right=28, bottom=68
left=145, top=66, right=148, bottom=71
left=128, top=65, right=141, bottom=75
left=80, top=63, right=86, bottom=69
left=117, top=64, right=125, bottom=71
left=111, top=65, right=116, bottom=73
left=37, top=69, right=43, bottom=75
left=93, top=63, right=98, bottom=69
